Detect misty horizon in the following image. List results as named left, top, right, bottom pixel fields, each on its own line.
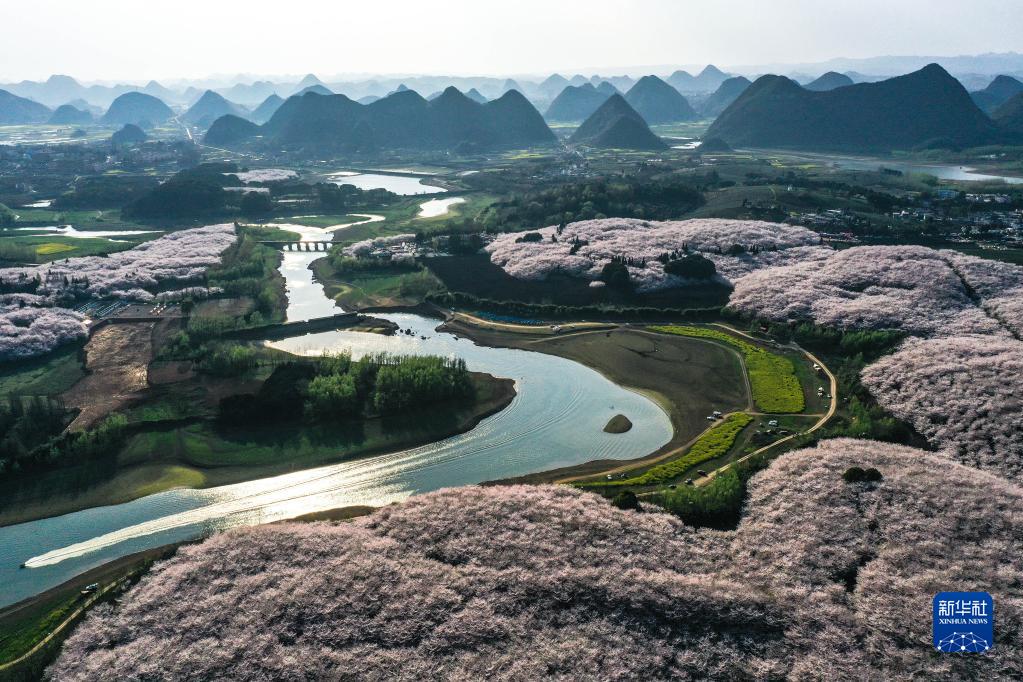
left=4, top=0, right=1023, bottom=82
left=5, top=52, right=1023, bottom=90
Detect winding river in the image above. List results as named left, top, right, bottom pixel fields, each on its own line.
left=0, top=221, right=673, bottom=608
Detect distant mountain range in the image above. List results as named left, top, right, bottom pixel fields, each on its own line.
left=48, top=104, right=92, bottom=125
left=2, top=54, right=1022, bottom=120
left=296, top=84, right=333, bottom=97
left=111, top=123, right=147, bottom=146
left=249, top=94, right=285, bottom=124
left=803, top=72, right=854, bottom=91
left=183, top=90, right=248, bottom=127
left=544, top=83, right=614, bottom=122
left=993, top=92, right=1023, bottom=133
left=101, top=92, right=174, bottom=126
left=205, top=115, right=261, bottom=146
left=3, top=56, right=1023, bottom=145
left=729, top=52, right=1023, bottom=79
left=667, top=66, right=730, bottom=93
left=707, top=64, right=1003, bottom=152
left=213, top=87, right=554, bottom=153
left=970, top=75, right=1023, bottom=114
left=0, top=89, right=51, bottom=124
left=624, top=75, right=697, bottom=124
left=570, top=94, right=666, bottom=150
left=699, top=77, right=751, bottom=118
left=427, top=87, right=487, bottom=103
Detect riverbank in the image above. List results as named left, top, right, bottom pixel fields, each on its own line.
left=309, top=256, right=445, bottom=310
left=0, top=542, right=181, bottom=677
left=0, top=372, right=515, bottom=528
left=438, top=316, right=752, bottom=483
left=438, top=314, right=836, bottom=487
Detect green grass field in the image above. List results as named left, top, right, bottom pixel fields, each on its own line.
left=0, top=344, right=85, bottom=395
left=0, top=594, right=79, bottom=666
left=650, top=325, right=805, bottom=413
left=311, top=258, right=444, bottom=308
left=240, top=225, right=302, bottom=242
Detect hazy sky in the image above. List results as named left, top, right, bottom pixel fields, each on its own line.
left=4, top=0, right=1023, bottom=81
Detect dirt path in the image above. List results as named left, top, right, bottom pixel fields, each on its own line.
left=450, top=311, right=614, bottom=335
left=695, top=345, right=838, bottom=486
left=62, top=322, right=154, bottom=430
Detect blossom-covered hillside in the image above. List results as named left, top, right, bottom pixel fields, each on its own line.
left=728, top=241, right=1023, bottom=483
left=862, top=335, right=1023, bottom=482
left=49, top=439, right=1023, bottom=680
left=230, top=168, right=298, bottom=183
left=0, top=224, right=236, bottom=302
left=0, top=225, right=236, bottom=360
left=947, top=251, right=1023, bottom=337
left=484, top=218, right=828, bottom=291
left=0, top=296, right=87, bottom=360
left=728, top=245, right=1010, bottom=336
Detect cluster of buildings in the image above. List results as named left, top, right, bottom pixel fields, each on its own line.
left=789, top=208, right=870, bottom=230
left=964, top=193, right=1014, bottom=205
left=0, top=141, right=195, bottom=196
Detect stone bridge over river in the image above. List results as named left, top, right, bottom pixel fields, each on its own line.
left=258, top=240, right=335, bottom=251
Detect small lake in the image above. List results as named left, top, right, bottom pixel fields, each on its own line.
left=0, top=225, right=673, bottom=608
left=815, top=156, right=1023, bottom=185
left=418, top=197, right=465, bottom=218
left=7, top=226, right=162, bottom=239
left=671, top=138, right=700, bottom=150
left=331, top=172, right=447, bottom=195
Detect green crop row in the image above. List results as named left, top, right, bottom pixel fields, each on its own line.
left=588, top=413, right=753, bottom=488
left=649, top=326, right=805, bottom=413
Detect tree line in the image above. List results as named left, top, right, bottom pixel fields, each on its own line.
left=218, top=352, right=474, bottom=426
left=0, top=397, right=128, bottom=479
left=475, top=174, right=710, bottom=230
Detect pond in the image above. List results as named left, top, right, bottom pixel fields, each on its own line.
left=330, top=172, right=448, bottom=195
left=418, top=197, right=465, bottom=217
left=811, top=155, right=1023, bottom=185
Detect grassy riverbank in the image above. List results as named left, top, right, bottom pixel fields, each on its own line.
left=439, top=315, right=828, bottom=487
left=310, top=256, right=444, bottom=309
left=439, top=318, right=751, bottom=470
left=0, top=370, right=514, bottom=527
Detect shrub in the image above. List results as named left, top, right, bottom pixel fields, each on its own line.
left=842, top=466, right=884, bottom=483
left=663, top=253, right=716, bottom=279
left=199, top=344, right=258, bottom=376
left=515, top=232, right=543, bottom=243
left=305, top=373, right=360, bottom=420
left=611, top=490, right=640, bottom=511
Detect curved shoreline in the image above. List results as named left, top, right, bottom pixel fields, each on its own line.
left=436, top=316, right=750, bottom=485
left=438, top=314, right=836, bottom=487
left=0, top=372, right=516, bottom=528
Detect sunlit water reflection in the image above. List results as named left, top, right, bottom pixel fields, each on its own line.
left=0, top=220, right=672, bottom=608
